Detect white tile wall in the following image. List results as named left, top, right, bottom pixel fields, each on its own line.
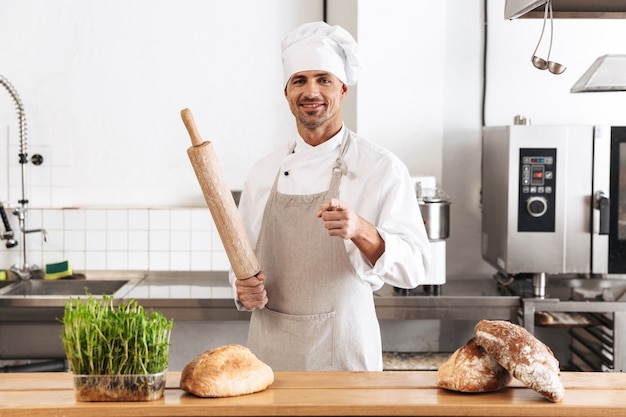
left=0, top=208, right=227, bottom=272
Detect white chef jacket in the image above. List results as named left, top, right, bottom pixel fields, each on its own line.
left=230, top=126, right=431, bottom=300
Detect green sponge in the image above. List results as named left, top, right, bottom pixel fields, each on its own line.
left=45, top=260, right=73, bottom=280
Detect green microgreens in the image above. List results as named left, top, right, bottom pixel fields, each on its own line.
left=61, top=294, right=173, bottom=375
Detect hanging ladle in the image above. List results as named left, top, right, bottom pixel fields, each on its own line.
left=530, top=0, right=566, bottom=75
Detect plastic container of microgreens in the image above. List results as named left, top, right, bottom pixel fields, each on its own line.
left=73, top=370, right=167, bottom=402
left=62, top=294, right=173, bottom=402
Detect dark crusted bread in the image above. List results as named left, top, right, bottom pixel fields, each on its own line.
left=437, top=337, right=512, bottom=393
left=474, top=320, right=564, bottom=402
left=180, top=344, right=274, bottom=397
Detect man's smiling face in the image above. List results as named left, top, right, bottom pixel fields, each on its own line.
left=284, top=70, right=347, bottom=131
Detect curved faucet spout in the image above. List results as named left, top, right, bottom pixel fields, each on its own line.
left=24, top=228, right=48, bottom=242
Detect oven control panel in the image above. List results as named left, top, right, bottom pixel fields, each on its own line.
left=518, top=148, right=556, bottom=232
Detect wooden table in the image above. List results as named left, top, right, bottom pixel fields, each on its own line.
left=0, top=371, right=624, bottom=416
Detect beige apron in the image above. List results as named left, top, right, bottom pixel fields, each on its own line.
left=248, top=132, right=382, bottom=371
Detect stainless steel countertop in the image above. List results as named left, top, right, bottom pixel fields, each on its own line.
left=0, top=271, right=520, bottom=322
left=374, top=281, right=520, bottom=321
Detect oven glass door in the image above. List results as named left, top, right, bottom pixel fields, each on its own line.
left=609, top=127, right=626, bottom=273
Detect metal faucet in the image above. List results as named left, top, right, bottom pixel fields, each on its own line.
left=1, top=74, right=48, bottom=279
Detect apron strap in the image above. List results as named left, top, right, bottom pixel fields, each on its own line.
left=329, top=130, right=351, bottom=199
left=267, top=141, right=298, bottom=197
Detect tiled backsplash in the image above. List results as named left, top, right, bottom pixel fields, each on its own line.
left=0, top=208, right=229, bottom=272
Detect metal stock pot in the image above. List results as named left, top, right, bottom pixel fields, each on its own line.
left=417, top=184, right=450, bottom=241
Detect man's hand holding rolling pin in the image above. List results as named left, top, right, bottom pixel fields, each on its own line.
left=236, top=272, right=268, bottom=310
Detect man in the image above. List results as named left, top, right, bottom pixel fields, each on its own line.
left=230, top=21, right=430, bottom=371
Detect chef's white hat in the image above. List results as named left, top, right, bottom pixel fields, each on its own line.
left=281, top=21, right=361, bottom=87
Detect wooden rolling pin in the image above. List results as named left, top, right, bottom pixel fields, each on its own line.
left=181, top=108, right=260, bottom=280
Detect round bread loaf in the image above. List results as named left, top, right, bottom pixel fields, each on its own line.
left=180, top=344, right=274, bottom=397
left=437, top=337, right=512, bottom=392
left=474, top=320, right=564, bottom=402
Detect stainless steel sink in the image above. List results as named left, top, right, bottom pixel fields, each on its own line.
left=0, top=271, right=145, bottom=301
left=0, top=272, right=146, bottom=361
left=0, top=279, right=129, bottom=297
left=0, top=280, right=13, bottom=289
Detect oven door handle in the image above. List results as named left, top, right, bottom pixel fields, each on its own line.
left=595, top=191, right=610, bottom=235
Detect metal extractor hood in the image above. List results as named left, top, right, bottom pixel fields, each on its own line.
left=505, top=0, right=626, bottom=19
left=571, top=55, right=626, bottom=93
